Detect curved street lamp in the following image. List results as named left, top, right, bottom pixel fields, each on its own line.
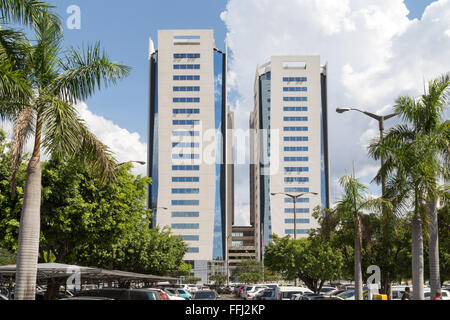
left=270, top=192, right=318, bottom=240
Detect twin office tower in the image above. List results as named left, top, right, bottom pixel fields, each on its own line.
left=148, top=30, right=330, bottom=276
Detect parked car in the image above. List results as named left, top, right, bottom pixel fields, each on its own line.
left=246, top=287, right=268, bottom=300
left=59, top=297, right=115, bottom=300
left=275, top=286, right=313, bottom=300
left=73, top=288, right=162, bottom=300
left=175, top=288, right=192, bottom=300
left=242, top=285, right=268, bottom=300
left=319, top=286, right=338, bottom=295
left=424, top=289, right=450, bottom=300
left=391, top=286, right=411, bottom=300
left=187, top=285, right=199, bottom=293
left=255, top=289, right=277, bottom=301
left=163, top=288, right=186, bottom=300
left=193, top=290, right=218, bottom=300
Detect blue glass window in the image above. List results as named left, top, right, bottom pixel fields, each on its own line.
left=172, top=154, right=200, bottom=160
left=173, top=64, right=200, bottom=70
left=172, top=223, right=200, bottom=229
left=285, top=208, right=310, bottom=214
left=283, top=87, right=307, bottom=92
left=284, top=136, right=308, bottom=141
left=285, top=229, right=310, bottom=235
left=284, top=187, right=309, bottom=193
left=284, top=97, right=308, bottom=102
left=173, top=75, right=200, bottom=81
left=173, top=97, right=200, bottom=103
left=284, top=127, right=308, bottom=132
left=172, top=142, right=200, bottom=148
left=284, top=219, right=310, bottom=224
left=172, top=131, right=200, bottom=137
left=172, top=177, right=200, bottom=182
left=171, top=188, right=200, bottom=194
left=283, top=77, right=307, bottom=82
left=172, top=212, right=200, bottom=218
left=173, top=120, right=201, bottom=125
left=174, top=53, right=200, bottom=59
left=284, top=167, right=309, bottom=172
left=284, top=157, right=309, bottom=162
left=173, top=86, right=200, bottom=92
left=284, top=177, right=310, bottom=183
left=181, top=235, right=200, bottom=241
left=283, top=107, right=308, bottom=112
left=285, top=198, right=310, bottom=203
left=283, top=117, right=308, bottom=121
left=187, top=247, right=200, bottom=253
left=172, top=165, right=200, bottom=171
left=284, top=147, right=308, bottom=152
left=173, top=108, right=200, bottom=114
left=171, top=200, right=199, bottom=206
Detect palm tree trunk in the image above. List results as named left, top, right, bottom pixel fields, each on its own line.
left=411, top=211, right=424, bottom=300
left=354, top=214, right=363, bottom=300
left=427, top=199, right=440, bottom=299
left=14, top=116, right=42, bottom=300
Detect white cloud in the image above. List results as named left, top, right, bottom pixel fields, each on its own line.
left=221, top=0, right=450, bottom=220
left=76, top=102, right=148, bottom=176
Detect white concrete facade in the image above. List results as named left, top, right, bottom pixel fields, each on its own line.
left=251, top=56, right=329, bottom=258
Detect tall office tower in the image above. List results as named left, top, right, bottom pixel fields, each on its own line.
left=250, top=56, right=330, bottom=260
left=148, top=30, right=230, bottom=283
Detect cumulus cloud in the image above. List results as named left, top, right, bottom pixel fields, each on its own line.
left=76, top=102, right=148, bottom=176
left=221, top=0, right=450, bottom=224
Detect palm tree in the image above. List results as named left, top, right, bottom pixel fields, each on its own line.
left=369, top=73, right=449, bottom=300
left=334, top=174, right=387, bottom=300
left=1, top=12, right=130, bottom=299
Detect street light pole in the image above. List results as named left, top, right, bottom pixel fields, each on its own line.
left=336, top=107, right=397, bottom=298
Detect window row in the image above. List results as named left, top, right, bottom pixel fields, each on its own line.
left=285, top=229, right=310, bottom=235
left=172, top=223, right=200, bottom=229
left=284, top=136, right=309, bottom=142
left=172, top=131, right=200, bottom=136
left=284, top=208, right=310, bottom=214
left=284, top=157, right=309, bottom=162
left=284, top=147, right=308, bottom=152
left=172, top=177, right=200, bottom=183
left=172, top=142, right=200, bottom=148
left=181, top=235, right=200, bottom=241
left=173, top=97, right=200, bottom=103
left=172, top=154, right=200, bottom=159
left=284, top=127, right=308, bottom=132
left=187, top=247, right=199, bottom=253
left=173, top=120, right=201, bottom=125
left=284, top=97, right=308, bottom=102
left=283, top=87, right=307, bottom=92
left=284, top=167, right=309, bottom=172
left=173, top=75, right=200, bottom=81
left=173, top=64, right=200, bottom=70
left=285, top=177, right=309, bottom=183
left=174, top=53, right=200, bottom=59
left=284, top=219, right=310, bottom=224
left=173, top=108, right=200, bottom=114
left=172, top=212, right=199, bottom=218
left=173, top=86, right=200, bottom=92
left=285, top=198, right=309, bottom=203
left=283, top=77, right=307, bottom=82
left=284, top=187, right=309, bottom=193
left=171, top=200, right=199, bottom=206
left=172, top=188, right=200, bottom=194
left=172, top=165, right=200, bottom=171
left=284, top=117, right=308, bottom=122
left=284, top=107, right=308, bottom=112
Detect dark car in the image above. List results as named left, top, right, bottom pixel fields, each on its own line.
left=74, top=288, right=161, bottom=300
left=193, top=290, right=218, bottom=300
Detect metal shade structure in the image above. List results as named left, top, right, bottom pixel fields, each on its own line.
left=0, top=263, right=179, bottom=284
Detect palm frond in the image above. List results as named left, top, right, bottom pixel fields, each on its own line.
left=54, top=42, right=131, bottom=105
left=0, top=0, right=61, bottom=29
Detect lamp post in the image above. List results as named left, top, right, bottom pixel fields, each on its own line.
left=271, top=192, right=318, bottom=240
left=336, top=107, right=397, bottom=298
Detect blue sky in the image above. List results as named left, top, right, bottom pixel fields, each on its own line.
left=48, top=0, right=436, bottom=143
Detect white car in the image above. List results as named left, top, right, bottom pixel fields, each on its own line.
left=275, top=286, right=313, bottom=300
left=424, top=289, right=450, bottom=300
left=319, top=286, right=338, bottom=295
left=187, top=285, right=199, bottom=293
left=246, top=287, right=268, bottom=300
left=241, top=285, right=268, bottom=299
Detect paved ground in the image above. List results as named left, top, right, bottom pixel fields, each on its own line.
left=218, top=294, right=245, bottom=301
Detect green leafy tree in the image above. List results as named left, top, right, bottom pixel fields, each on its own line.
left=232, top=259, right=264, bottom=284
left=368, top=73, right=450, bottom=299
left=183, top=276, right=201, bottom=285
left=0, top=2, right=130, bottom=299
left=209, top=274, right=227, bottom=286
left=264, top=234, right=344, bottom=293
left=0, top=248, right=16, bottom=265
